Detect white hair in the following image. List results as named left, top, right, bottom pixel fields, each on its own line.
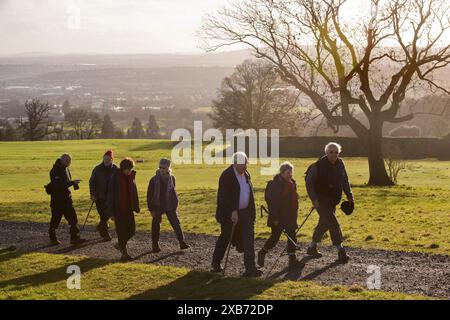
left=232, top=152, right=248, bottom=165
left=324, top=142, right=342, bottom=154
left=279, top=161, right=294, bottom=174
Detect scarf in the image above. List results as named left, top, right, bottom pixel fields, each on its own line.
left=281, top=178, right=299, bottom=210
left=150, top=169, right=174, bottom=210
left=119, top=171, right=134, bottom=214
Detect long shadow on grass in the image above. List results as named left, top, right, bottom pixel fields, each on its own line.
left=51, top=239, right=106, bottom=255
left=126, top=271, right=274, bottom=300
left=0, top=256, right=109, bottom=290
left=136, top=251, right=184, bottom=263
left=0, top=248, right=23, bottom=263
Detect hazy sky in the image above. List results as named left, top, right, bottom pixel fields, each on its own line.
left=0, top=0, right=448, bottom=56
left=0, top=0, right=229, bottom=55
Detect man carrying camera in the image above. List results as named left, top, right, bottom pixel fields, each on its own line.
left=48, top=153, right=86, bottom=245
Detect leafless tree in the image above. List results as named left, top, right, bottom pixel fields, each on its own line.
left=17, top=98, right=54, bottom=141
left=199, top=0, right=450, bottom=185
left=384, top=143, right=409, bottom=184
left=65, top=108, right=101, bottom=139
left=210, top=59, right=301, bottom=133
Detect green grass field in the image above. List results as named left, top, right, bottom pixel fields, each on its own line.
left=0, top=249, right=427, bottom=300
left=1, top=139, right=449, bottom=255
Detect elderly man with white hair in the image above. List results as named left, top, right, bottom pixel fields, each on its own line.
left=305, top=142, right=354, bottom=263
left=211, top=152, right=263, bottom=277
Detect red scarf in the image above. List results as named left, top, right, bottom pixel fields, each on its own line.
left=118, top=171, right=133, bottom=214
left=281, top=179, right=299, bottom=210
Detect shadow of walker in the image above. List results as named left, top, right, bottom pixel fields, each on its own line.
left=0, top=256, right=110, bottom=290
left=126, top=270, right=275, bottom=300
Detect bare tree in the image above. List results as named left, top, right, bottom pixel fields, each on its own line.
left=211, top=59, right=301, bottom=133
left=65, top=108, right=101, bottom=139
left=199, top=0, right=450, bottom=185
left=17, top=98, right=54, bottom=141
left=384, top=143, right=409, bottom=184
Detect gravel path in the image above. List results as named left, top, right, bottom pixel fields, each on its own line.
left=0, top=220, right=448, bottom=298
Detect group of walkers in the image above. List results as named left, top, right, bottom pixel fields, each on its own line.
left=46, top=142, right=354, bottom=277
left=47, top=150, right=190, bottom=261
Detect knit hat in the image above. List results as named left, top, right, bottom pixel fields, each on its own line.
left=104, top=149, right=114, bottom=159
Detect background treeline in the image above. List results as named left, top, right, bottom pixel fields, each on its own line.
left=0, top=99, right=163, bottom=141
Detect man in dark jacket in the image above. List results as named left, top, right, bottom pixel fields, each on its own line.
left=305, top=142, right=354, bottom=263
left=258, top=162, right=300, bottom=269
left=107, top=157, right=140, bottom=261
left=89, top=149, right=118, bottom=241
left=48, top=154, right=86, bottom=245
left=211, top=152, right=262, bottom=278
left=147, top=158, right=190, bottom=252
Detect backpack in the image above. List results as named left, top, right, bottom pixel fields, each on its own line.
left=262, top=177, right=277, bottom=217
left=305, top=159, right=321, bottom=182
left=264, top=179, right=275, bottom=208
left=44, top=182, right=53, bottom=195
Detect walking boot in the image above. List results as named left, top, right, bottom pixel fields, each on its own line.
left=70, top=225, right=86, bottom=245
left=152, top=242, right=161, bottom=253
left=337, top=248, right=349, bottom=263
left=180, top=241, right=191, bottom=250
left=97, top=223, right=111, bottom=241
left=306, top=246, right=323, bottom=258
left=288, top=254, right=299, bottom=269
left=120, top=247, right=132, bottom=261
left=257, top=249, right=267, bottom=268
left=49, top=228, right=61, bottom=245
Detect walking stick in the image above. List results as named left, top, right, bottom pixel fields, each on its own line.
left=222, top=223, right=236, bottom=276
left=81, top=201, right=95, bottom=233
left=264, top=207, right=315, bottom=279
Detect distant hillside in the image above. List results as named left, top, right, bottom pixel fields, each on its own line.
left=0, top=50, right=253, bottom=68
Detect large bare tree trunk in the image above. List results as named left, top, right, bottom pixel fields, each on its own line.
left=365, top=119, right=394, bottom=186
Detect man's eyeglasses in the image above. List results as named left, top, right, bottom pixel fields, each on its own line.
left=328, top=151, right=339, bottom=154
left=159, top=166, right=168, bottom=170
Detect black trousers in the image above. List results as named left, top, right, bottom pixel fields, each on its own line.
left=263, top=226, right=297, bottom=255
left=50, top=199, right=79, bottom=238
left=115, top=210, right=135, bottom=249
left=212, top=209, right=256, bottom=272
left=151, top=210, right=184, bottom=244
left=312, top=203, right=343, bottom=246
left=95, top=199, right=109, bottom=234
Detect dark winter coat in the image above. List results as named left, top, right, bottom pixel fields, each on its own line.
left=306, top=156, right=353, bottom=206
left=267, top=175, right=299, bottom=230
left=49, top=159, right=76, bottom=207
left=215, top=165, right=256, bottom=224
left=146, top=173, right=179, bottom=213
left=106, top=170, right=140, bottom=218
left=89, top=162, right=119, bottom=201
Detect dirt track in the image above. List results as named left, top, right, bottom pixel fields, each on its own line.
left=0, top=220, right=449, bottom=298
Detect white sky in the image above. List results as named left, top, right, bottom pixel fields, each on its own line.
left=0, top=0, right=229, bottom=55
left=0, top=0, right=448, bottom=55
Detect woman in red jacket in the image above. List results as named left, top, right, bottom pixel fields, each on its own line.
left=107, top=157, right=140, bottom=261
left=258, top=161, right=300, bottom=269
